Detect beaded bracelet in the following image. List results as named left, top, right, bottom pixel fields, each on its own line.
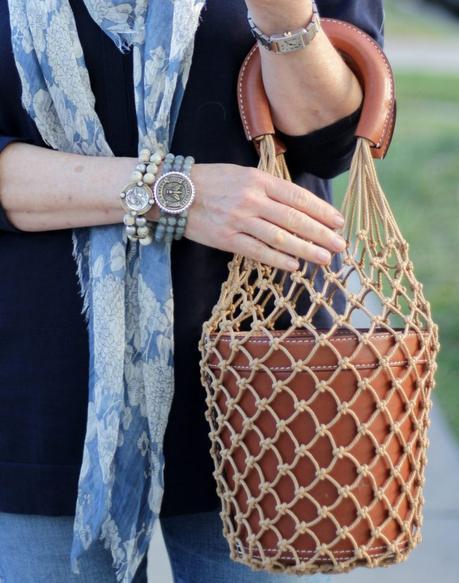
left=120, top=148, right=164, bottom=246
left=153, top=153, right=195, bottom=243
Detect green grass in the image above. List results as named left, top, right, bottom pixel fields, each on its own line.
left=334, top=71, right=459, bottom=438
left=396, top=72, right=459, bottom=103
left=384, top=0, right=459, bottom=39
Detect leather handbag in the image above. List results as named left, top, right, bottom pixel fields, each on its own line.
left=199, top=19, right=440, bottom=575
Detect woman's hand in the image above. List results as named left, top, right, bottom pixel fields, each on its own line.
left=185, top=163, right=346, bottom=272
left=0, top=145, right=345, bottom=271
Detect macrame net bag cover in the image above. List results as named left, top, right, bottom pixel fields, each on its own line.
left=199, top=19, right=439, bottom=575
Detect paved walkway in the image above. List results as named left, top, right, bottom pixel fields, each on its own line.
left=385, top=39, right=459, bottom=73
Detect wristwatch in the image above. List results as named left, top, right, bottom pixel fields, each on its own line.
left=153, top=154, right=195, bottom=242
left=248, top=0, right=320, bottom=54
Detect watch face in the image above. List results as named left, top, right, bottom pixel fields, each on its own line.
left=275, top=34, right=306, bottom=53
left=121, top=183, right=154, bottom=214
left=154, top=171, right=195, bottom=214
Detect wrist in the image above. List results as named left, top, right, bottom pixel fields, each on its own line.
left=245, top=0, right=313, bottom=35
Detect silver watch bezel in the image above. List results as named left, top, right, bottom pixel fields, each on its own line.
left=153, top=171, right=196, bottom=215
left=120, top=182, right=155, bottom=215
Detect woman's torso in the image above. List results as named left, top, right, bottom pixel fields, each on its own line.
left=0, top=0, right=382, bottom=516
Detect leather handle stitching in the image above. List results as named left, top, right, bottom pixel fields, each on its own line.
left=238, top=44, right=259, bottom=141
left=321, top=18, right=395, bottom=150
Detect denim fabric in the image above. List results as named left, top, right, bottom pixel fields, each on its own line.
left=0, top=510, right=333, bottom=583
left=161, top=511, right=332, bottom=583
left=0, top=512, right=147, bottom=583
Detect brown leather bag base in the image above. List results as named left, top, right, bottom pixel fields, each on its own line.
left=204, top=327, right=433, bottom=572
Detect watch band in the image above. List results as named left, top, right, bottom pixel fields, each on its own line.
left=153, top=154, right=195, bottom=243
left=248, top=1, right=320, bottom=54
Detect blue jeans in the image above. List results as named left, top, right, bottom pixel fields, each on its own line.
left=0, top=511, right=331, bottom=583
left=161, top=511, right=331, bottom=583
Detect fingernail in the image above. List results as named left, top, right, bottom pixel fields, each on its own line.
left=332, top=234, right=347, bottom=252
left=316, top=249, right=331, bottom=264
left=333, top=213, right=345, bottom=228
left=287, top=259, right=300, bottom=271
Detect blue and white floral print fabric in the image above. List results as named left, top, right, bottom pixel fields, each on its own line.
left=7, top=1, right=205, bottom=581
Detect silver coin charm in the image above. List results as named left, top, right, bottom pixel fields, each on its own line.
left=120, top=183, right=154, bottom=214
left=154, top=172, right=195, bottom=214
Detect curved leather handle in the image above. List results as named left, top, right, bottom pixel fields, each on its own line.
left=238, top=18, right=396, bottom=160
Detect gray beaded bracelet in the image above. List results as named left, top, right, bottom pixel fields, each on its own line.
left=153, top=154, right=195, bottom=243
left=120, top=148, right=164, bottom=246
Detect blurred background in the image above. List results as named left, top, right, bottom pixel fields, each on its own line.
left=335, top=2, right=459, bottom=579
left=148, top=2, right=459, bottom=581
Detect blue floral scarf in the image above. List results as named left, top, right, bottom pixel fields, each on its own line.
left=7, top=1, right=205, bottom=580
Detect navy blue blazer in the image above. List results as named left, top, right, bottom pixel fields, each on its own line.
left=0, top=0, right=383, bottom=516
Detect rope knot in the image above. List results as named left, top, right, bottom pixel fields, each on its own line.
left=246, top=456, right=255, bottom=468
left=337, top=526, right=349, bottom=539
left=339, top=485, right=351, bottom=498
left=316, top=381, right=328, bottom=393
left=260, top=438, right=272, bottom=449
left=296, top=444, right=309, bottom=456
left=295, top=400, right=309, bottom=413
left=338, top=357, right=351, bottom=369
left=358, top=424, right=368, bottom=436
left=256, top=398, right=269, bottom=410
left=357, top=379, right=371, bottom=390
left=277, top=420, right=287, bottom=432
left=316, top=468, right=327, bottom=480
left=318, top=506, right=328, bottom=518
left=316, top=424, right=328, bottom=437
left=358, top=507, right=369, bottom=519
left=298, top=521, right=309, bottom=534
left=278, top=463, right=289, bottom=475
left=338, top=402, right=350, bottom=414
left=357, top=464, right=369, bottom=477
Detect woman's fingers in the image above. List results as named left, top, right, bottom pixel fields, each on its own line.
left=242, top=217, right=332, bottom=265
left=232, top=233, right=300, bottom=272
left=186, top=164, right=347, bottom=272
left=266, top=174, right=345, bottom=229
left=259, top=197, right=346, bottom=254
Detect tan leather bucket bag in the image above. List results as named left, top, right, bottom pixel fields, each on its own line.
left=199, top=19, right=440, bottom=575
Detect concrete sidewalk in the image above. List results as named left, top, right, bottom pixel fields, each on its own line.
left=385, top=39, right=459, bottom=73
left=147, top=401, right=459, bottom=583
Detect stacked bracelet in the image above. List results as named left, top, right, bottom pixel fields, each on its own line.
left=153, top=153, right=196, bottom=243
left=120, top=148, right=164, bottom=246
